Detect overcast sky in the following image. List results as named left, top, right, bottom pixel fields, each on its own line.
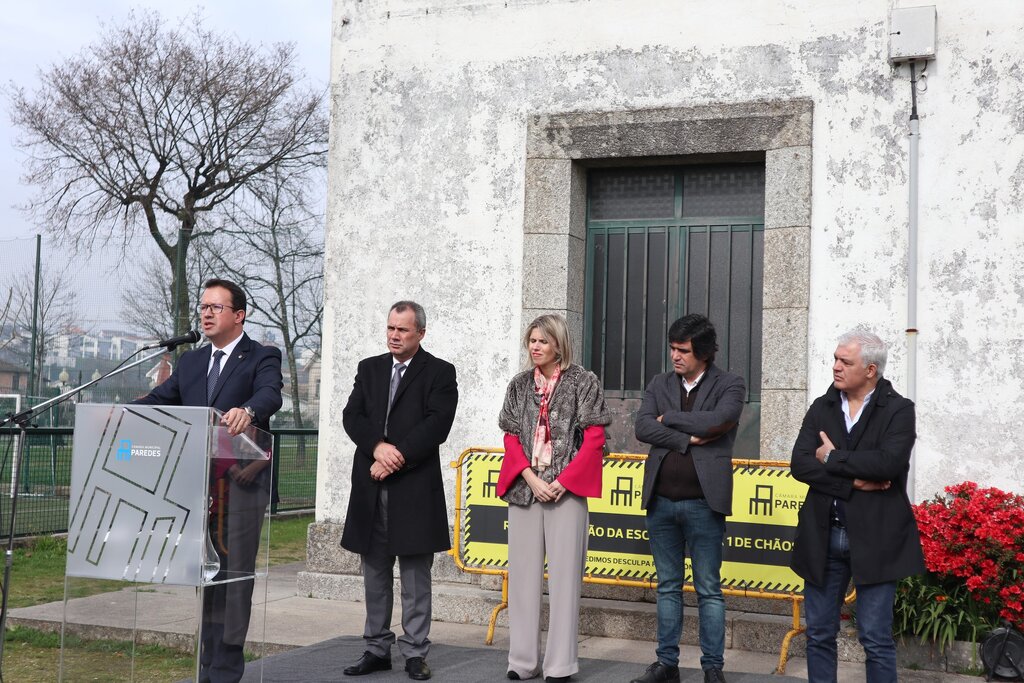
left=0, top=2, right=332, bottom=329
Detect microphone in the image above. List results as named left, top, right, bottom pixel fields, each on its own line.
left=143, top=330, right=201, bottom=350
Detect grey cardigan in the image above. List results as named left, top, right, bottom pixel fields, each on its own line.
left=498, top=363, right=610, bottom=506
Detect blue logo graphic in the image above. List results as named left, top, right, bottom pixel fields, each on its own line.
left=117, top=439, right=132, bottom=461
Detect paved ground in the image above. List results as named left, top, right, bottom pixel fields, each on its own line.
left=10, top=562, right=978, bottom=681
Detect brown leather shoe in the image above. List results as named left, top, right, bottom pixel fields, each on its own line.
left=343, top=651, right=391, bottom=676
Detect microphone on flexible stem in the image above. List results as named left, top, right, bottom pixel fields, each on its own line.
left=142, top=330, right=201, bottom=351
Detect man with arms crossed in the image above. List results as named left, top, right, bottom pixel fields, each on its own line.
left=341, top=301, right=459, bottom=681
left=790, top=329, right=924, bottom=683
left=631, top=314, right=745, bottom=683
left=135, top=278, right=283, bottom=683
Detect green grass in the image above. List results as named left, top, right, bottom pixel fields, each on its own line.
left=263, top=512, right=313, bottom=565
left=4, top=625, right=195, bottom=682
left=8, top=514, right=312, bottom=608
left=7, top=535, right=125, bottom=609
left=3, top=514, right=314, bottom=680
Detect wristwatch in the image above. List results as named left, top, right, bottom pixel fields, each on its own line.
left=243, top=406, right=256, bottom=421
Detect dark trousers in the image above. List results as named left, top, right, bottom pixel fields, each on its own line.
left=199, top=476, right=270, bottom=683
left=804, top=526, right=898, bottom=683
left=360, top=487, right=435, bottom=660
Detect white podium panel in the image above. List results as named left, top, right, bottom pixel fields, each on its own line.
left=61, top=404, right=273, bottom=682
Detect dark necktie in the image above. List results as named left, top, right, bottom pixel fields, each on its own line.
left=384, top=363, right=406, bottom=433
left=207, top=350, right=225, bottom=405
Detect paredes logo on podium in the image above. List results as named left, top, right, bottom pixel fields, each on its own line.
left=115, top=439, right=163, bottom=461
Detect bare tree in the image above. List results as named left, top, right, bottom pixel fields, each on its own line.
left=205, top=165, right=324, bottom=436
left=0, top=286, right=16, bottom=354
left=9, top=10, right=328, bottom=336
left=120, top=252, right=205, bottom=342
left=8, top=267, right=77, bottom=396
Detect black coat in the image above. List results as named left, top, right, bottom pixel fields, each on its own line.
left=340, top=348, right=458, bottom=556
left=790, top=378, right=925, bottom=586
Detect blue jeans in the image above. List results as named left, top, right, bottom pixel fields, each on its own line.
left=645, top=496, right=726, bottom=671
left=804, top=526, right=898, bottom=683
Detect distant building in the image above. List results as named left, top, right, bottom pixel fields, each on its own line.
left=144, top=355, right=173, bottom=389
left=46, top=328, right=156, bottom=368
left=299, top=349, right=321, bottom=405
left=0, top=359, right=29, bottom=394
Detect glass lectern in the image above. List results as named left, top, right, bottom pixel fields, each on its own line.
left=61, top=404, right=273, bottom=682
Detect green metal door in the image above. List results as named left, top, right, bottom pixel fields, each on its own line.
left=584, top=164, right=764, bottom=457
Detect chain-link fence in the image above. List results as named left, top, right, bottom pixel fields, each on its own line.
left=0, top=235, right=321, bottom=429
left=0, top=427, right=317, bottom=537
left=0, top=428, right=73, bottom=536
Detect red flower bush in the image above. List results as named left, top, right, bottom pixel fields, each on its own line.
left=914, top=482, right=1024, bottom=628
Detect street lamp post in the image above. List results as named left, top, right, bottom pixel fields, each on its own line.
left=50, top=369, right=71, bottom=491
left=90, top=369, right=102, bottom=403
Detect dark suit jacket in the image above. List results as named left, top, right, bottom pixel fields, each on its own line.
left=635, top=363, right=745, bottom=515
left=341, top=347, right=458, bottom=556
left=133, top=332, right=283, bottom=429
left=133, top=332, right=283, bottom=645
left=133, top=332, right=283, bottom=500
left=790, top=378, right=925, bottom=586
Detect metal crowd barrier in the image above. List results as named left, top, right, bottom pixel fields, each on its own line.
left=449, top=446, right=832, bottom=674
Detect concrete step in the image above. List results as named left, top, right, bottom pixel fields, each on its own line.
left=297, top=570, right=987, bottom=675
left=297, top=572, right=806, bottom=659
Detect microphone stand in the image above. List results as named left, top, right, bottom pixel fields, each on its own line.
left=0, top=344, right=186, bottom=675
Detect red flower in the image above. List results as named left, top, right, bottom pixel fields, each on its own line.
left=911, top=482, right=1024, bottom=629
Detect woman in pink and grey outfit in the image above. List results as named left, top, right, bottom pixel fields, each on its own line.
left=497, top=313, right=610, bottom=682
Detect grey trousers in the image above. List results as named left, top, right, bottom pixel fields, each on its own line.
left=506, top=493, right=589, bottom=679
left=361, top=488, right=434, bottom=660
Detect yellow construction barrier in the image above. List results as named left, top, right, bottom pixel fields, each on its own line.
left=449, top=447, right=827, bottom=674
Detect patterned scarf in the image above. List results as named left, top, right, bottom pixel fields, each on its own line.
left=531, top=365, right=561, bottom=471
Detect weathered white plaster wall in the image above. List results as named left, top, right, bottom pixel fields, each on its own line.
left=318, top=0, right=1024, bottom=538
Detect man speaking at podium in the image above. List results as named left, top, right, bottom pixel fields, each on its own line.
left=134, top=278, right=283, bottom=683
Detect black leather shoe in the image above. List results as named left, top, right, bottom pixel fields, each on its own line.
left=343, top=651, right=391, bottom=676
left=544, top=677, right=571, bottom=683
left=507, top=673, right=521, bottom=680
left=631, top=661, right=680, bottom=683
left=703, top=668, right=727, bottom=683
left=405, top=656, right=431, bottom=680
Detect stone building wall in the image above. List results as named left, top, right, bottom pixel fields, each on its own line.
left=311, top=0, right=1024, bottom=581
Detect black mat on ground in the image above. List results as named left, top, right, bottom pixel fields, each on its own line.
left=230, top=635, right=801, bottom=683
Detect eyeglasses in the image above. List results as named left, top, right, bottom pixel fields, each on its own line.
left=196, top=303, right=236, bottom=314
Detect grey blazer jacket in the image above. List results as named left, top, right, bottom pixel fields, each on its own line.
left=635, top=363, right=745, bottom=515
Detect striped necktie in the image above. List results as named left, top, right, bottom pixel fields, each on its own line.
left=384, top=363, right=406, bottom=434
left=207, top=350, right=225, bottom=405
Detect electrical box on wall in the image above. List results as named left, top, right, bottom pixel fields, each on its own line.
left=889, top=5, right=937, bottom=63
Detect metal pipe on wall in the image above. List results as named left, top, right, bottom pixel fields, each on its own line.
left=906, top=60, right=920, bottom=502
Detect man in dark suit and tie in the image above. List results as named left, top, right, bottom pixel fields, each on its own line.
left=631, top=314, right=745, bottom=683
left=790, top=329, right=924, bottom=682
left=134, top=278, right=283, bottom=683
left=340, top=301, right=458, bottom=681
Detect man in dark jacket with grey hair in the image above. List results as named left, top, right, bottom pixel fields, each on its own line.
left=791, top=329, right=924, bottom=683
